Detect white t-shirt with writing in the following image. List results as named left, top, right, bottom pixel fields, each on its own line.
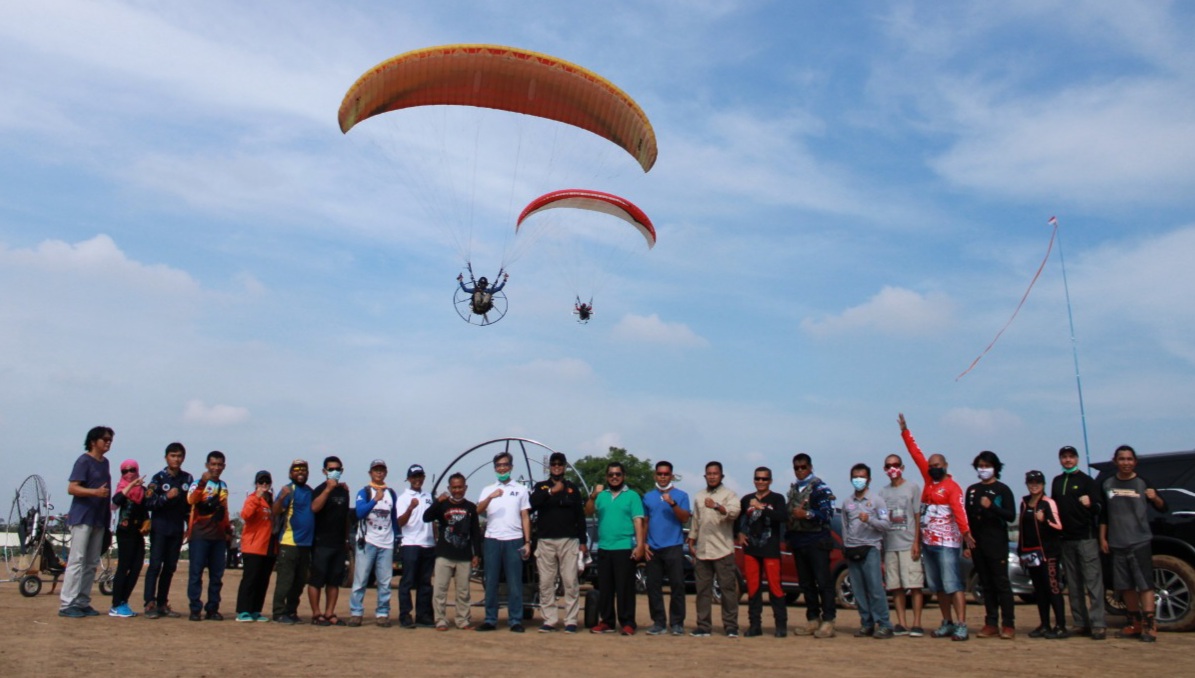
left=364, top=487, right=395, bottom=549
left=397, top=488, right=435, bottom=547
left=478, top=480, right=530, bottom=541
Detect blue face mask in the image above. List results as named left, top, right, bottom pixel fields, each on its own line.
left=327, top=470, right=342, bottom=481
left=850, top=477, right=868, bottom=492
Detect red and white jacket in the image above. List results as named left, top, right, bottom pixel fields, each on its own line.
left=902, top=429, right=971, bottom=548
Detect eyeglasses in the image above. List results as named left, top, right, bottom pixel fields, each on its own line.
left=793, top=464, right=810, bottom=471
left=754, top=476, right=771, bottom=482
left=607, top=472, right=624, bottom=478
left=654, top=471, right=671, bottom=476
left=549, top=462, right=566, bottom=467
left=121, top=468, right=137, bottom=474
left=495, top=463, right=513, bottom=469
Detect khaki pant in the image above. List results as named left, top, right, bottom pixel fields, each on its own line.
left=536, top=537, right=581, bottom=626
left=433, top=557, right=472, bottom=628
left=695, top=554, right=739, bottom=633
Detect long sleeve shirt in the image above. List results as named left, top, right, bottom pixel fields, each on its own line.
left=529, top=479, right=588, bottom=544
left=902, top=429, right=970, bottom=547
left=690, top=485, right=741, bottom=560
left=840, top=490, right=891, bottom=548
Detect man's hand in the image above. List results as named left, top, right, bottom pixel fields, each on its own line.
left=326, top=476, right=338, bottom=489
left=963, top=532, right=977, bottom=550
left=661, top=491, right=673, bottom=506
left=1078, top=495, right=1091, bottom=508
left=166, top=487, right=180, bottom=500
left=704, top=497, right=717, bottom=509
left=898, top=412, right=907, bottom=432
left=408, top=498, right=420, bottom=511
left=373, top=486, right=385, bottom=501
left=591, top=484, right=604, bottom=498
left=792, top=505, right=809, bottom=520
left=1100, top=538, right=1110, bottom=555
left=471, top=556, right=480, bottom=569
left=749, top=498, right=766, bottom=511
left=859, top=511, right=870, bottom=523
left=1035, top=509, right=1045, bottom=523
left=278, top=485, right=292, bottom=500
left=735, top=533, right=748, bottom=547
left=437, top=492, right=450, bottom=503
left=255, top=482, right=270, bottom=498
left=94, top=483, right=110, bottom=499
left=980, top=496, right=992, bottom=509
left=489, top=488, right=505, bottom=500
left=200, top=471, right=211, bottom=484
left=550, top=479, right=564, bottom=494
left=1145, top=488, right=1159, bottom=501
left=457, top=273, right=463, bottom=282
left=911, top=542, right=921, bottom=561
left=632, top=544, right=646, bottom=561
left=642, top=544, right=653, bottom=562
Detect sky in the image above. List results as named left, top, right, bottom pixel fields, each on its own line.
left=2, top=1, right=1194, bottom=507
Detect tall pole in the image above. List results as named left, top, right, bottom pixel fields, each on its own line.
left=1053, top=217, right=1092, bottom=468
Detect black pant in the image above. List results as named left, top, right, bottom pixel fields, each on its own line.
left=1028, top=557, right=1066, bottom=628
left=791, top=536, right=835, bottom=622
left=645, top=544, right=686, bottom=628
left=144, top=530, right=183, bottom=607
left=398, top=545, right=436, bottom=623
left=237, top=553, right=276, bottom=615
left=272, top=545, right=311, bottom=617
left=973, top=542, right=1014, bottom=627
left=598, top=548, right=636, bottom=628
left=112, top=529, right=144, bottom=608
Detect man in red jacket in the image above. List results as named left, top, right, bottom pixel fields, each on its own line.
left=898, top=414, right=976, bottom=641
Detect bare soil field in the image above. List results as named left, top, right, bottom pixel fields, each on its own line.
left=2, top=569, right=1187, bottom=677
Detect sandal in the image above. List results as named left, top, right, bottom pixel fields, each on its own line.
left=313, top=614, right=332, bottom=627
left=326, top=615, right=346, bottom=627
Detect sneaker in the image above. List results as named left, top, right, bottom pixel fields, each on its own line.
left=744, top=627, right=763, bottom=637
left=253, top=613, right=271, bottom=623
left=274, top=614, right=296, bottom=625
left=620, top=625, right=635, bottom=636
left=1091, top=628, right=1107, bottom=641
left=206, top=611, right=223, bottom=621
left=58, top=606, right=85, bottom=618
left=563, top=625, right=578, bottom=634
left=725, top=629, right=739, bottom=638
left=813, top=620, right=836, bottom=638
left=476, top=622, right=497, bottom=632
left=590, top=622, right=614, bottom=634
left=538, top=624, right=557, bottom=633
left=1043, top=626, right=1059, bottom=640
left=645, top=624, right=667, bottom=636
left=1029, top=625, right=1047, bottom=638
left=793, top=619, right=820, bottom=636
left=671, top=624, right=685, bottom=636
left=854, top=626, right=874, bottom=637
left=951, top=624, right=969, bottom=642
left=144, top=603, right=160, bottom=620
left=189, top=611, right=203, bottom=622
left=874, top=626, right=894, bottom=639
left=1073, top=626, right=1092, bottom=637
left=162, top=605, right=182, bottom=619
left=347, top=616, right=363, bottom=627
left=1053, top=626, right=1070, bottom=640
left=109, top=605, right=135, bottom=618
left=690, top=628, right=711, bottom=637
left=81, top=606, right=100, bottom=617
left=436, top=623, right=449, bottom=632
left=931, top=621, right=956, bottom=638
left=377, top=617, right=392, bottom=628
left=236, top=612, right=255, bottom=622
left=908, top=626, right=925, bottom=638
left=510, top=624, right=525, bottom=633
left=1000, top=626, right=1016, bottom=640
left=977, top=624, right=1000, bottom=638
left=892, top=624, right=909, bottom=636
left=399, top=618, right=416, bottom=629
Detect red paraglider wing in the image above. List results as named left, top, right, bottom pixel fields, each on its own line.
left=516, top=189, right=655, bottom=249
left=338, top=44, right=657, bottom=172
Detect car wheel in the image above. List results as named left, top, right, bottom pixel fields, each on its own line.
left=1153, top=554, right=1195, bottom=632
left=835, top=567, right=856, bottom=609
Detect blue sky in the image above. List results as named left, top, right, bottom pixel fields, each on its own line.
left=2, top=1, right=1193, bottom=504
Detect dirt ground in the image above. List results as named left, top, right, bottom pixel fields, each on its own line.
left=2, top=569, right=1188, bottom=677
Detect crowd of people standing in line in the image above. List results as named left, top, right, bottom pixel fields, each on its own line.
left=55, top=416, right=1169, bottom=644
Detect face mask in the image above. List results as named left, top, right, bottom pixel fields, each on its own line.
left=976, top=468, right=995, bottom=481
left=327, top=470, right=342, bottom=481
left=550, top=472, right=564, bottom=482
left=885, top=467, right=903, bottom=480
left=928, top=467, right=947, bottom=482
left=1062, top=465, right=1079, bottom=474
left=850, top=478, right=868, bottom=492
left=497, top=472, right=511, bottom=483
left=655, top=481, right=674, bottom=492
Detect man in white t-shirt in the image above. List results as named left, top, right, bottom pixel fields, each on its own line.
left=475, top=451, right=532, bottom=632
left=396, top=464, right=436, bottom=628
left=349, top=459, right=400, bottom=627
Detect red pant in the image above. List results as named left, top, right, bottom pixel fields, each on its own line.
left=743, top=555, right=783, bottom=598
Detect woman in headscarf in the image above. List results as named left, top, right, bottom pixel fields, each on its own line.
left=110, top=458, right=148, bottom=617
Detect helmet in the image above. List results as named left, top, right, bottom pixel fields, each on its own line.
left=478, top=277, right=488, bottom=286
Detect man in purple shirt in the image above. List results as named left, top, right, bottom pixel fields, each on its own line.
left=59, top=426, right=114, bottom=618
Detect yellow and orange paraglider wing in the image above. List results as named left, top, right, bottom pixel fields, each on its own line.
left=338, top=44, right=657, bottom=172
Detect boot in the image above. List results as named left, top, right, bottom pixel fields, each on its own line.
left=1117, top=612, right=1142, bottom=639
left=1140, top=612, right=1157, bottom=643
left=814, top=620, right=836, bottom=638
left=771, top=595, right=789, bottom=638
left=747, top=593, right=763, bottom=635
left=793, top=618, right=819, bottom=636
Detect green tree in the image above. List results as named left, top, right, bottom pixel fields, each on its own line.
left=570, top=446, right=658, bottom=494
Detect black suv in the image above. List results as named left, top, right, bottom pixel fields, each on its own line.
left=1092, top=449, right=1195, bottom=632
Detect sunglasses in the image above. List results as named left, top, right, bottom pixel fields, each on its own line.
left=793, top=465, right=810, bottom=471
left=607, top=472, right=624, bottom=478
left=754, top=476, right=771, bottom=482
left=883, top=463, right=901, bottom=469
left=121, top=468, right=138, bottom=474
left=326, top=467, right=343, bottom=473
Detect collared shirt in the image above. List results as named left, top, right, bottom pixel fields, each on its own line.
left=690, top=485, right=740, bottom=560
left=593, top=487, right=644, bottom=551
left=643, top=487, right=690, bottom=550
left=479, top=480, right=531, bottom=541
left=397, top=488, right=435, bottom=547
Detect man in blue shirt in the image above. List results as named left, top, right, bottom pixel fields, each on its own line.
left=59, top=426, right=114, bottom=618
left=641, top=461, right=691, bottom=636
left=272, top=459, right=315, bottom=623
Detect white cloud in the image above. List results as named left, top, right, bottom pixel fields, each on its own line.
left=800, top=286, right=954, bottom=338
left=611, top=313, right=708, bottom=347
left=182, top=399, right=250, bottom=427
left=0, top=234, right=197, bottom=294
left=940, top=407, right=1023, bottom=439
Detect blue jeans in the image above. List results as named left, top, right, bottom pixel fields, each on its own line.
left=187, top=538, right=227, bottom=614
left=846, top=546, right=890, bottom=630
left=350, top=542, right=394, bottom=617
left=398, top=545, right=435, bottom=622
left=483, top=538, right=524, bottom=627
left=922, top=544, right=964, bottom=594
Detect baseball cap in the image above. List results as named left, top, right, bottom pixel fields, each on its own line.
left=1058, top=445, right=1079, bottom=456
left=549, top=452, right=567, bottom=466
left=370, top=459, right=387, bottom=470
left=255, top=470, right=272, bottom=485
left=1025, top=470, right=1046, bottom=484
left=407, top=464, right=425, bottom=478
left=290, top=458, right=308, bottom=469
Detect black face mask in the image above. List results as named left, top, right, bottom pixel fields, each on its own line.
left=928, top=467, right=947, bottom=482
left=550, top=473, right=564, bottom=482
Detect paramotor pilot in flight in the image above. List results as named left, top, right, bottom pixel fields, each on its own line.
left=458, top=270, right=508, bottom=315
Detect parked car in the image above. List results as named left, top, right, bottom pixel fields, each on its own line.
left=1092, top=449, right=1195, bottom=632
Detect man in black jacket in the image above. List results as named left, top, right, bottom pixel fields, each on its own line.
left=1051, top=445, right=1106, bottom=639
left=530, top=452, right=588, bottom=633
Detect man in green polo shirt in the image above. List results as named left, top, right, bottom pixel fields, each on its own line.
left=585, top=461, right=646, bottom=635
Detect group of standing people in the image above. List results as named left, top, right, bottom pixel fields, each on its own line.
left=56, top=420, right=1169, bottom=644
